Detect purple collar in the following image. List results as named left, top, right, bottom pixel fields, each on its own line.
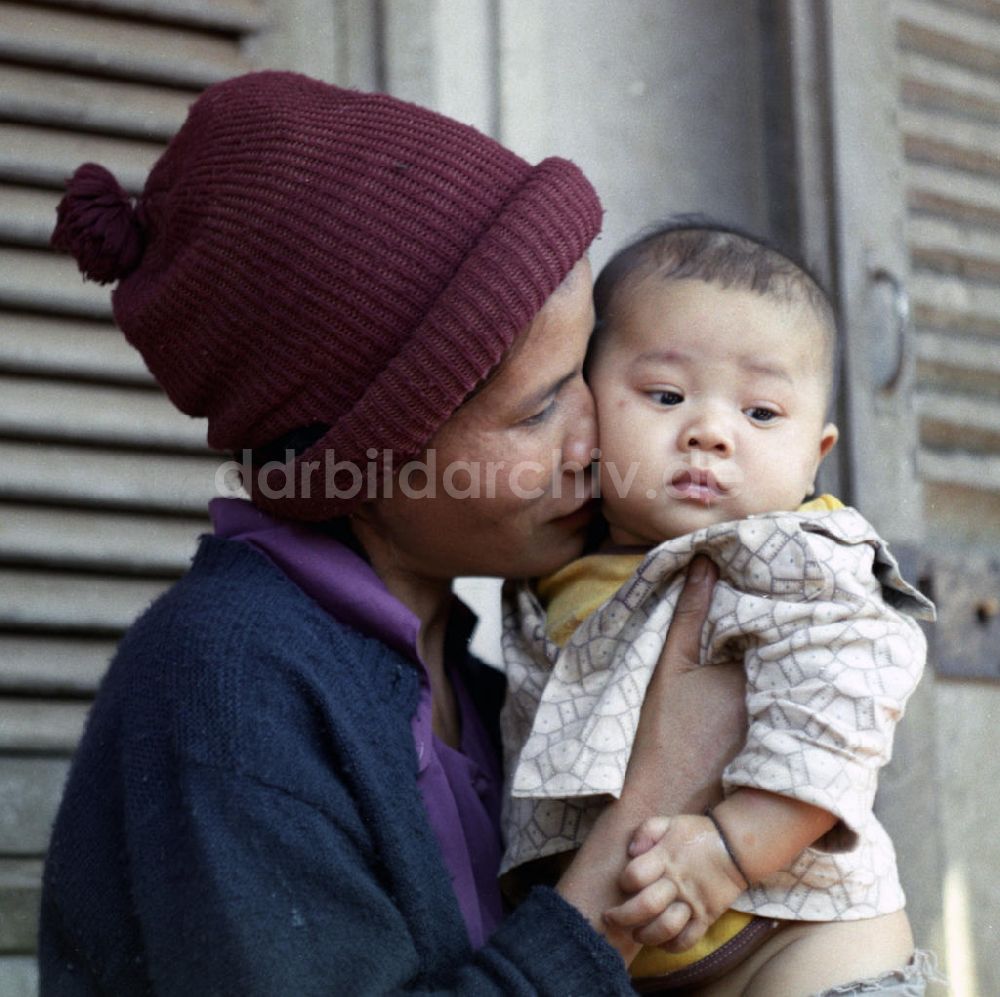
left=209, top=496, right=422, bottom=662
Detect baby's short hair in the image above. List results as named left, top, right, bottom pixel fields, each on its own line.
left=592, top=216, right=838, bottom=404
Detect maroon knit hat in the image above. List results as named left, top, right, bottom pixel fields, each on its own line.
left=52, top=71, right=602, bottom=519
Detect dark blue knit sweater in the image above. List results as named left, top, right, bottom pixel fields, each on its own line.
left=38, top=536, right=632, bottom=996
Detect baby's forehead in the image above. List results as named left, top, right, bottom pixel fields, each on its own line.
left=596, top=275, right=835, bottom=386
left=626, top=270, right=813, bottom=310
left=611, top=275, right=830, bottom=341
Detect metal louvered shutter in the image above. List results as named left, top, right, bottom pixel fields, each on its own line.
left=899, top=0, right=1000, bottom=508
left=0, top=1, right=266, bottom=985
left=895, top=0, right=1000, bottom=678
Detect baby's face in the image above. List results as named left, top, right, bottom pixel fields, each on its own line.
left=588, top=277, right=838, bottom=546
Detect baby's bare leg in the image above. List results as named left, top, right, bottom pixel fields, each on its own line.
left=685, top=911, right=916, bottom=997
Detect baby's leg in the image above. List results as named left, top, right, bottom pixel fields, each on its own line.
left=685, top=911, right=919, bottom=997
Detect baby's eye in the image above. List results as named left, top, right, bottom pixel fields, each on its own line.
left=746, top=406, right=779, bottom=424
left=649, top=389, right=684, bottom=407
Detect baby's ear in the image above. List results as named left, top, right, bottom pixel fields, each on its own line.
left=818, top=422, right=839, bottom=462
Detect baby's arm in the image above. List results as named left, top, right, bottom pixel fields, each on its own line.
left=604, top=788, right=835, bottom=951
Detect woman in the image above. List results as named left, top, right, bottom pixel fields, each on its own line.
left=40, top=71, right=745, bottom=995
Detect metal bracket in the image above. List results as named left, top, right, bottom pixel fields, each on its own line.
left=870, top=267, right=911, bottom=395
left=925, top=552, right=1000, bottom=680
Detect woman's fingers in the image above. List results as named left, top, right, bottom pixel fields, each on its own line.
left=628, top=815, right=671, bottom=858
left=658, top=555, right=718, bottom=678
left=604, top=879, right=678, bottom=929
left=657, top=913, right=709, bottom=953
left=618, top=845, right=668, bottom=894
left=633, top=901, right=693, bottom=947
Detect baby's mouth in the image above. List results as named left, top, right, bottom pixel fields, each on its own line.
left=668, top=467, right=727, bottom=504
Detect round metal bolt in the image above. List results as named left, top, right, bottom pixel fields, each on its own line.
left=975, top=597, right=999, bottom=624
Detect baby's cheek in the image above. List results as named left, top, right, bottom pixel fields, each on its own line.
left=774, top=455, right=818, bottom=507
left=597, top=421, right=639, bottom=478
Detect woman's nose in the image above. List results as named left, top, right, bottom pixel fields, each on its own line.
left=563, top=381, right=598, bottom=467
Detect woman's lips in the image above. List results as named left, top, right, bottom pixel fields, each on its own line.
left=669, top=468, right=725, bottom=505
left=550, top=469, right=596, bottom=526
left=551, top=497, right=597, bottom=527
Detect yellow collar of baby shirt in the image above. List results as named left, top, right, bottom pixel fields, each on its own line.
left=538, top=494, right=844, bottom=646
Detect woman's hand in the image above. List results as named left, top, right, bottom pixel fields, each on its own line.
left=620, top=556, right=746, bottom=819
left=555, top=557, right=747, bottom=961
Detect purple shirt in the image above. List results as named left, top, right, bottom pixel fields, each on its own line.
left=209, top=498, right=505, bottom=948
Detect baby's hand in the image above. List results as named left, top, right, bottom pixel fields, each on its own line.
left=603, top=814, right=747, bottom=952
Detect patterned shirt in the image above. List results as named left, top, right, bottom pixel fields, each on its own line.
left=500, top=501, right=935, bottom=921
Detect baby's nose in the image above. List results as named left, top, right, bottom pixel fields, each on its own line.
left=682, top=415, right=734, bottom=456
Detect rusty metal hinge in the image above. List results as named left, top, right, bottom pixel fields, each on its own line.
left=920, top=552, right=1000, bottom=680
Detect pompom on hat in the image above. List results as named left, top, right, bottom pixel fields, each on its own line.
left=51, top=164, right=145, bottom=284
left=51, top=70, right=602, bottom=519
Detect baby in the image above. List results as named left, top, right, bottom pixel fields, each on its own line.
left=500, top=222, right=938, bottom=994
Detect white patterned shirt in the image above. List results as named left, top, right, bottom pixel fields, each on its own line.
left=500, top=506, right=935, bottom=921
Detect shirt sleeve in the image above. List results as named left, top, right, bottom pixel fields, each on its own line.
left=717, top=524, right=928, bottom=837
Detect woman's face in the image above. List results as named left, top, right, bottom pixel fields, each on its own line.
left=358, top=259, right=598, bottom=581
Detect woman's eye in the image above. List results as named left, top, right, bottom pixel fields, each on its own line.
left=522, top=400, right=556, bottom=426
left=746, top=406, right=779, bottom=424
left=650, top=389, right=683, bottom=407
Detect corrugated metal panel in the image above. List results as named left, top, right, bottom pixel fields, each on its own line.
left=0, top=3, right=252, bottom=87
left=0, top=860, right=41, bottom=952
left=0, top=0, right=263, bottom=971
left=896, top=0, right=1000, bottom=542
left=0, top=440, right=222, bottom=511
left=0, top=505, right=201, bottom=573
left=948, top=0, right=1000, bottom=20
left=0, top=758, right=71, bottom=852
left=919, top=450, right=1000, bottom=492
left=0, top=701, right=91, bottom=752
left=0, top=314, right=152, bottom=384
left=51, top=0, right=268, bottom=32
left=0, top=124, right=162, bottom=190
left=917, top=388, right=1000, bottom=449
left=0, top=65, right=193, bottom=141
left=0, top=375, right=209, bottom=450
left=0, top=636, right=117, bottom=694
left=0, top=185, right=62, bottom=246
left=0, top=569, right=170, bottom=633
left=0, top=247, right=116, bottom=316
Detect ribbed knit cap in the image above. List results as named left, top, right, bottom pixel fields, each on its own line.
left=52, top=71, right=602, bottom=519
